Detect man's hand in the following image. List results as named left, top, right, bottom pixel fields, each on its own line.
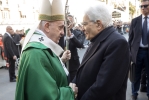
left=61, top=50, right=71, bottom=63
left=67, top=29, right=72, bottom=37
left=13, top=55, right=17, bottom=60
left=69, top=83, right=78, bottom=98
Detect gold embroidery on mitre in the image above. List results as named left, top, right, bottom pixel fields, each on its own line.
left=38, top=14, right=64, bottom=21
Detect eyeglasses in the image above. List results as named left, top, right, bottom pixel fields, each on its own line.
left=140, top=4, right=149, bottom=8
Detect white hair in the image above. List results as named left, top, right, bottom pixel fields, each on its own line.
left=84, top=1, right=113, bottom=28
left=38, top=20, right=52, bottom=31
left=38, top=20, right=47, bottom=28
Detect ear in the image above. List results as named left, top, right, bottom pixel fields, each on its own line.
left=44, top=22, right=50, bottom=32
left=96, top=20, right=102, bottom=29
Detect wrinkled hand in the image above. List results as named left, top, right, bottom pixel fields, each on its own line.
left=69, top=83, right=78, bottom=98
left=61, top=50, right=71, bottom=63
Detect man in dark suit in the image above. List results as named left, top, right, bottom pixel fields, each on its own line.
left=58, top=35, right=65, bottom=49
left=129, top=0, right=149, bottom=100
left=116, top=20, right=124, bottom=35
left=3, top=26, right=20, bottom=82
left=140, top=66, right=147, bottom=92
left=128, top=0, right=149, bottom=100
left=69, top=2, right=130, bottom=100
left=66, top=15, right=84, bottom=82
left=11, top=33, right=21, bottom=55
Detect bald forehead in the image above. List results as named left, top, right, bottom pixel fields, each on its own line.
left=6, top=26, right=12, bottom=30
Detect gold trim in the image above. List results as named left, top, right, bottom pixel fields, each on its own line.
left=38, top=14, right=64, bottom=21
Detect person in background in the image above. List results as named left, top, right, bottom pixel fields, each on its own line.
left=3, top=26, right=20, bottom=82
left=66, top=14, right=85, bottom=82
left=128, top=0, right=149, bottom=100
left=116, top=20, right=124, bottom=35
left=140, top=65, right=147, bottom=92
left=123, top=22, right=130, bottom=34
left=19, top=28, right=30, bottom=47
left=0, top=34, right=6, bottom=69
left=12, top=31, right=21, bottom=55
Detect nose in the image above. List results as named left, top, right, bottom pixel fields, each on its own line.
left=82, top=26, right=85, bottom=32
left=60, top=29, right=64, bottom=37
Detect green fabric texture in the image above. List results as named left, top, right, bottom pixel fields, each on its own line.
left=15, top=42, right=74, bottom=100
left=25, top=28, right=30, bottom=35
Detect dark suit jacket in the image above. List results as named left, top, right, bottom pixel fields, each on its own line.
left=3, top=33, right=19, bottom=59
left=58, top=36, right=65, bottom=49
left=12, top=33, right=22, bottom=54
left=69, top=29, right=84, bottom=72
left=12, top=34, right=21, bottom=44
left=74, top=26, right=130, bottom=100
left=128, top=15, right=144, bottom=63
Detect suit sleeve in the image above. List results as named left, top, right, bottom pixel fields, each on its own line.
left=128, top=19, right=136, bottom=62
left=128, top=19, right=134, bottom=50
left=15, top=49, right=74, bottom=100
left=81, top=38, right=130, bottom=100
left=70, top=30, right=84, bottom=48
left=5, top=36, right=15, bottom=57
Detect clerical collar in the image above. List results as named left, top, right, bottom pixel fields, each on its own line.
left=29, top=29, right=64, bottom=56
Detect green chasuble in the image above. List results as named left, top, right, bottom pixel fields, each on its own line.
left=15, top=33, right=74, bottom=100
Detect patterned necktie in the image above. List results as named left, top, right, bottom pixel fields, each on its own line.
left=142, top=16, right=148, bottom=45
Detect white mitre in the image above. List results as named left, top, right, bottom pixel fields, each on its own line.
left=22, top=0, right=64, bottom=52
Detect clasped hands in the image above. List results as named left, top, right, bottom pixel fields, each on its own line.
left=61, top=51, right=78, bottom=98
left=69, top=83, right=78, bottom=98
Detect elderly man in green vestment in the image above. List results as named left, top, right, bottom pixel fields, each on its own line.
left=15, top=0, right=77, bottom=100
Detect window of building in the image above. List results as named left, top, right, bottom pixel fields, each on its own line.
left=19, top=11, right=26, bottom=18
left=2, top=8, right=9, bottom=19
left=112, top=11, right=121, bottom=18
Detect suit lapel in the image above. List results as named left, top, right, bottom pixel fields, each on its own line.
left=80, top=42, right=100, bottom=68
left=137, top=15, right=142, bottom=35
left=5, top=33, right=17, bottom=44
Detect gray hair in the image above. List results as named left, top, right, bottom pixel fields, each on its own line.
left=84, top=2, right=113, bottom=28
left=38, top=20, right=53, bottom=31
left=38, top=20, right=47, bottom=29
